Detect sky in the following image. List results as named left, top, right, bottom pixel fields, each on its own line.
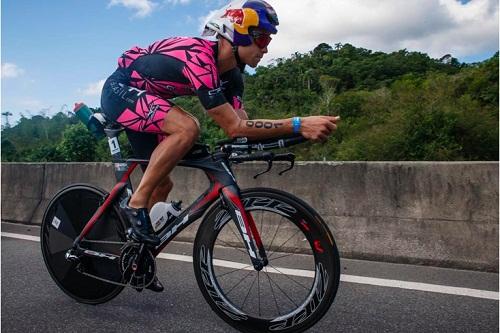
left=1, top=0, right=498, bottom=125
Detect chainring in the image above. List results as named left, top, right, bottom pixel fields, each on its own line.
left=119, top=243, right=156, bottom=289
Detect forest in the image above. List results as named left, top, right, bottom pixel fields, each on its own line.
left=1, top=43, right=498, bottom=162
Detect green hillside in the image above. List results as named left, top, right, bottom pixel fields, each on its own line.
left=2, top=43, right=498, bottom=162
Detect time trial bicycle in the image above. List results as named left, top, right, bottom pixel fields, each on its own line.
left=41, top=119, right=340, bottom=333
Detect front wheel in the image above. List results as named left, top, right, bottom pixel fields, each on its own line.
left=193, top=188, right=340, bottom=333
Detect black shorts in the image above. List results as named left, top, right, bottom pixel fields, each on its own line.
left=101, top=68, right=171, bottom=160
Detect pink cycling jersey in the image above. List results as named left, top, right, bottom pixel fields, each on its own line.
left=101, top=37, right=244, bottom=136
left=117, top=37, right=234, bottom=110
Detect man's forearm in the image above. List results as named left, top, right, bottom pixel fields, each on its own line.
left=233, top=103, right=293, bottom=138
left=231, top=118, right=294, bottom=139
left=207, top=103, right=299, bottom=140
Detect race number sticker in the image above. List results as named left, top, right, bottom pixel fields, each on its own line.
left=108, top=137, right=120, bottom=155
left=51, top=216, right=61, bottom=229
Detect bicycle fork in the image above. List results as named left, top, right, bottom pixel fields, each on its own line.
left=220, top=185, right=268, bottom=271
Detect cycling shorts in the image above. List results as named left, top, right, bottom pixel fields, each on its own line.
left=101, top=68, right=170, bottom=159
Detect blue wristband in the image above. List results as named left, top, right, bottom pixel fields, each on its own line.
left=292, top=117, right=301, bottom=134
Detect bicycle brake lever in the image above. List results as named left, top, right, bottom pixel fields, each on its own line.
left=278, top=159, right=295, bottom=175
left=277, top=153, right=296, bottom=176
left=254, top=160, right=273, bottom=179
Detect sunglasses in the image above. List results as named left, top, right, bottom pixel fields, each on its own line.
left=249, top=30, right=272, bottom=49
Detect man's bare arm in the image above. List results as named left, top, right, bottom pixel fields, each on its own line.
left=234, top=107, right=249, bottom=120
left=207, top=103, right=339, bottom=142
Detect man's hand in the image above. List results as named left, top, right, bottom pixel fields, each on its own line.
left=300, top=116, right=340, bottom=142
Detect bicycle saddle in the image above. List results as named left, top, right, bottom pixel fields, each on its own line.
left=93, top=113, right=125, bottom=138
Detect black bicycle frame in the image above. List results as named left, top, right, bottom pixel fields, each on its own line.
left=73, top=133, right=268, bottom=270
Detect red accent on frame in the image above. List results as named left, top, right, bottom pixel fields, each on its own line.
left=191, top=177, right=224, bottom=213
left=120, top=162, right=138, bottom=183
left=222, top=187, right=264, bottom=250
left=153, top=177, right=224, bottom=256
left=314, top=240, right=324, bottom=254
left=246, top=211, right=263, bottom=249
left=77, top=163, right=138, bottom=241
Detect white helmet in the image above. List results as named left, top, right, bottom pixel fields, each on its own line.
left=202, top=0, right=279, bottom=47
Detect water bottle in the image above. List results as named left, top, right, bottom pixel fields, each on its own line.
left=150, top=201, right=182, bottom=233
left=73, top=102, right=105, bottom=139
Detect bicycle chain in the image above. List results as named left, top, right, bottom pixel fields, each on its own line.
left=78, top=267, right=132, bottom=288
left=77, top=261, right=156, bottom=289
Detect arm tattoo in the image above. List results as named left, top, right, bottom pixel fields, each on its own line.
left=245, top=121, right=284, bottom=129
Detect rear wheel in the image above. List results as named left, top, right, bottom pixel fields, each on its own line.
left=41, top=184, right=128, bottom=304
left=193, top=188, right=340, bottom=333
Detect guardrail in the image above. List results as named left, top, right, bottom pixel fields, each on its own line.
left=1, top=162, right=498, bottom=271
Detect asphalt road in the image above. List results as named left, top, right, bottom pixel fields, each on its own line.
left=1, top=222, right=498, bottom=332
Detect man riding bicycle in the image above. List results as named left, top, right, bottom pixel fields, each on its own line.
left=100, top=0, right=340, bottom=292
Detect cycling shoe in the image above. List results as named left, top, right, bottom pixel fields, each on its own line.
left=122, top=206, right=160, bottom=246
left=146, top=276, right=164, bottom=292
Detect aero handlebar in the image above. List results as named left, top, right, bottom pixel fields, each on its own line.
left=217, top=135, right=307, bottom=153
left=215, top=135, right=306, bottom=178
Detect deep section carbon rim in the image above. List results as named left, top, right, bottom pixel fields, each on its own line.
left=195, top=190, right=339, bottom=332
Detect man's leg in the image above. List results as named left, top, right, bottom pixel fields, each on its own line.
left=147, top=175, right=173, bottom=210
left=123, top=105, right=199, bottom=292
left=123, top=132, right=173, bottom=210
left=129, top=106, right=199, bottom=209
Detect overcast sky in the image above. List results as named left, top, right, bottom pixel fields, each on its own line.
left=1, top=0, right=498, bottom=125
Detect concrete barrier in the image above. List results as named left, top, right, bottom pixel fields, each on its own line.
left=1, top=162, right=498, bottom=271
left=1, top=164, right=45, bottom=223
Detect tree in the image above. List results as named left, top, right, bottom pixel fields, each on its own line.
left=57, top=123, right=97, bottom=161
left=313, top=43, right=333, bottom=55
left=1, top=139, right=18, bottom=161
left=319, top=75, right=341, bottom=110
left=2, top=111, right=13, bottom=128
left=0, top=43, right=497, bottom=162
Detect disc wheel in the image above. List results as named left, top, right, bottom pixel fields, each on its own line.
left=41, top=184, right=128, bottom=304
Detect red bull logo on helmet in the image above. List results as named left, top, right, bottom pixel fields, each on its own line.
left=222, top=9, right=245, bottom=25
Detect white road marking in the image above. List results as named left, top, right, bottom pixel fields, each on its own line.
left=2, top=232, right=40, bottom=242
left=2, top=231, right=498, bottom=301
left=340, top=275, right=499, bottom=301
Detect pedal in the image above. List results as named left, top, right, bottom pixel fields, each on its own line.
left=125, top=228, right=157, bottom=249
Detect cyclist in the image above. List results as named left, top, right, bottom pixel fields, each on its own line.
left=100, top=0, right=340, bottom=291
